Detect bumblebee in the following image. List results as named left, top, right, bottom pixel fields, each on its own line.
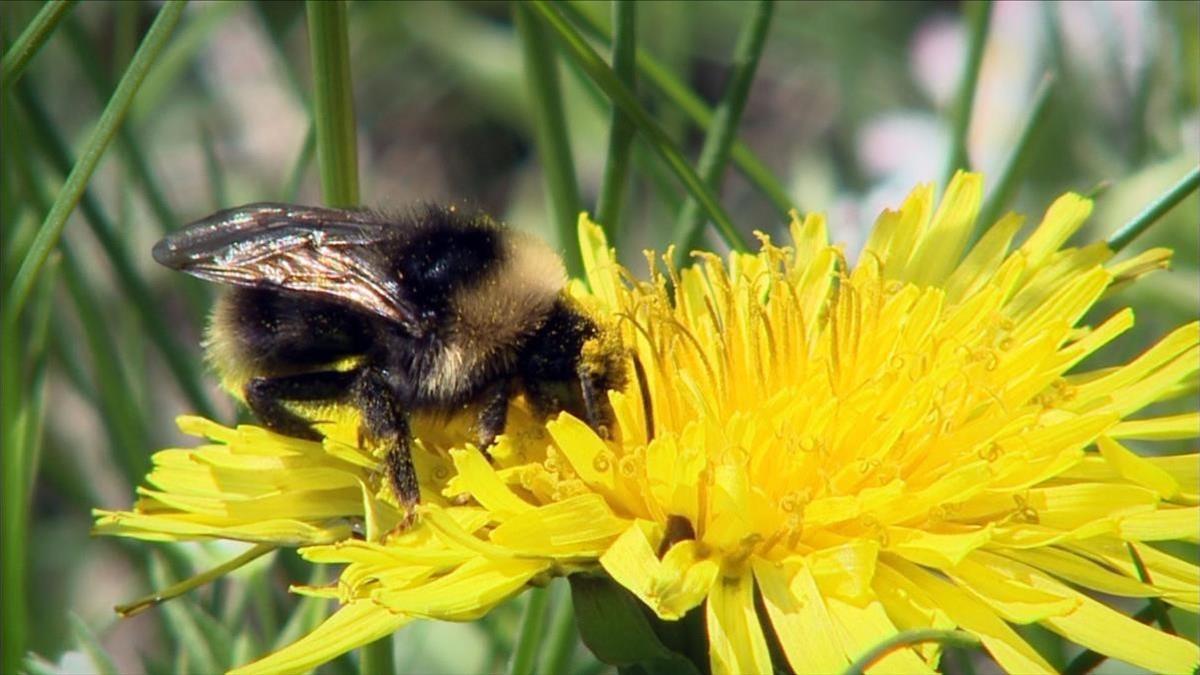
left=153, top=203, right=626, bottom=517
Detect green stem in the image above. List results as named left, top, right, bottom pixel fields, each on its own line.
left=115, top=545, right=277, bottom=618
left=1106, top=166, right=1200, bottom=253
left=593, top=0, right=637, bottom=239
left=538, top=581, right=579, bottom=675
left=974, top=72, right=1055, bottom=241
left=942, top=0, right=992, bottom=188
left=0, top=0, right=77, bottom=90
left=841, top=629, right=982, bottom=675
left=528, top=0, right=747, bottom=252
left=673, top=0, right=773, bottom=259
left=556, top=0, right=795, bottom=218
left=514, top=1, right=584, bottom=276
left=508, top=586, right=551, bottom=675
left=306, top=0, right=359, bottom=207
left=4, top=0, right=184, bottom=320
left=359, top=636, right=395, bottom=675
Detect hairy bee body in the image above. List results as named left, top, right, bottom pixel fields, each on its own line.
left=154, top=204, right=625, bottom=516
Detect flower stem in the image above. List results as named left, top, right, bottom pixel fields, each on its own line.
left=529, top=0, right=748, bottom=252
left=508, top=586, right=551, bottom=675
left=0, top=0, right=77, bottom=90
left=538, top=581, right=579, bottom=675
left=594, top=0, right=637, bottom=239
left=4, top=0, right=184, bottom=321
left=306, top=0, right=359, bottom=207
left=841, top=629, right=981, bottom=675
left=115, top=544, right=276, bottom=617
left=514, top=1, right=584, bottom=276
left=942, top=0, right=992, bottom=188
left=359, top=636, right=395, bottom=675
left=672, top=0, right=774, bottom=259
left=1106, top=166, right=1200, bottom=253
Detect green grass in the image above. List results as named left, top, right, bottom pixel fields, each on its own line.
left=2, top=1, right=1197, bottom=673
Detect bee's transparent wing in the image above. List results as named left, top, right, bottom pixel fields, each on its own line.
left=154, top=203, right=426, bottom=334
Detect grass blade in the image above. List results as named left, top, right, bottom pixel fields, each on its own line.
left=61, top=16, right=185, bottom=237
left=0, top=255, right=58, bottom=675
left=282, top=122, right=317, bottom=202
left=306, top=0, right=359, bottom=207
left=14, top=79, right=219, bottom=419
left=593, top=0, right=637, bottom=238
left=975, top=72, right=1056, bottom=238
left=555, top=0, right=796, bottom=218
left=1106, top=166, right=1200, bottom=253
left=69, top=614, right=120, bottom=675
left=514, top=1, right=584, bottom=275
left=0, top=0, right=77, bottom=90
left=4, top=0, right=185, bottom=320
left=200, top=121, right=230, bottom=208
left=131, top=0, right=243, bottom=123
left=672, top=0, right=774, bottom=258
left=61, top=243, right=151, bottom=482
left=941, top=0, right=992, bottom=188
left=528, top=0, right=748, bottom=252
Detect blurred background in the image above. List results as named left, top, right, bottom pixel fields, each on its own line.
left=2, top=1, right=1197, bottom=673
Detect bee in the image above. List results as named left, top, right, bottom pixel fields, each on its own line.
left=153, top=203, right=626, bottom=519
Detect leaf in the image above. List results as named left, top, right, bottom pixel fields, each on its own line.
left=570, top=574, right=701, bottom=675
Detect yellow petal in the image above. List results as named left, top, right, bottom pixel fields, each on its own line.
left=231, top=601, right=409, bottom=675
left=887, top=556, right=1056, bottom=674
left=807, top=540, right=879, bottom=604
left=1004, top=553, right=1200, bottom=673
left=947, top=550, right=1079, bottom=623
left=445, top=446, right=534, bottom=519
left=905, top=171, right=983, bottom=287
left=752, top=556, right=847, bottom=674
left=886, top=525, right=993, bottom=568
left=998, top=547, right=1160, bottom=600
left=489, top=493, right=628, bottom=557
left=373, top=556, right=548, bottom=620
left=824, top=594, right=936, bottom=674
left=1118, top=506, right=1200, bottom=541
left=1096, top=436, right=1181, bottom=499
left=1017, top=192, right=1093, bottom=272
left=599, top=520, right=666, bottom=611
left=944, top=211, right=1023, bottom=303
left=1109, top=413, right=1200, bottom=440
left=706, top=572, right=772, bottom=675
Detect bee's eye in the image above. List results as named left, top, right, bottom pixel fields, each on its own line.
left=401, top=225, right=499, bottom=299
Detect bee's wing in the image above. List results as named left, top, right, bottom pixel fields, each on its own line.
left=154, top=203, right=426, bottom=334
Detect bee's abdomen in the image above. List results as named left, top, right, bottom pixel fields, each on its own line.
left=205, top=288, right=373, bottom=393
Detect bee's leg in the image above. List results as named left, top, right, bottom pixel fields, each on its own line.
left=245, top=370, right=360, bottom=440
left=355, top=368, right=419, bottom=522
left=577, top=367, right=613, bottom=440
left=476, top=380, right=512, bottom=461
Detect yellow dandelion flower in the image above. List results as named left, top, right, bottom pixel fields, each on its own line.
left=98, top=172, right=1199, bottom=675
